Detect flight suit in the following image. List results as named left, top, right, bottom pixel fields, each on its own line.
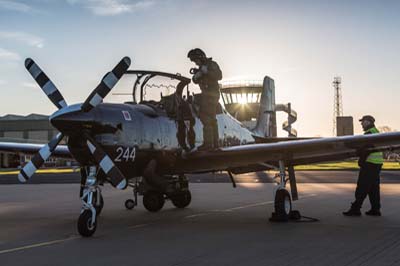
left=192, top=58, right=222, bottom=149
left=353, top=127, right=384, bottom=211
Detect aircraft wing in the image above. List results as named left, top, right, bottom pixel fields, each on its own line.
left=0, top=142, right=71, bottom=158
left=183, top=132, right=400, bottom=171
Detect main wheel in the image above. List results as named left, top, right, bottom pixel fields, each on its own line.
left=125, top=199, right=135, bottom=210
left=171, top=190, right=192, bottom=208
left=274, top=189, right=292, bottom=219
left=77, top=210, right=97, bottom=237
left=143, top=191, right=165, bottom=212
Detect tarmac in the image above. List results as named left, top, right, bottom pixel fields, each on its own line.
left=0, top=171, right=400, bottom=266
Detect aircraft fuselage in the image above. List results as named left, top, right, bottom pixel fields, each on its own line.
left=51, top=102, right=255, bottom=178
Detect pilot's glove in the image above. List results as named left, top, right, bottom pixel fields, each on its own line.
left=192, top=70, right=203, bottom=83
left=200, top=65, right=208, bottom=74
left=190, top=68, right=199, bottom=75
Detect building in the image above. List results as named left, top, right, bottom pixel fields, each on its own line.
left=219, top=76, right=297, bottom=137
left=0, top=114, right=63, bottom=168
left=336, top=116, right=354, bottom=136
left=220, top=79, right=267, bottom=130
left=0, top=114, right=57, bottom=142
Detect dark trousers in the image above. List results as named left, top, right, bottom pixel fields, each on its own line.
left=199, top=94, right=219, bottom=148
left=353, top=162, right=382, bottom=210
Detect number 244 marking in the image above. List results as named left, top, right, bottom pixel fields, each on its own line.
left=115, top=147, right=136, bottom=162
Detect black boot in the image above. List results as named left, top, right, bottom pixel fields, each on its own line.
left=198, top=124, right=213, bottom=152
left=365, top=209, right=381, bottom=216
left=343, top=204, right=361, bottom=216
left=197, top=143, right=212, bottom=151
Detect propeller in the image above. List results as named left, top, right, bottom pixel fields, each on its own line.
left=18, top=133, right=64, bottom=182
left=82, top=56, right=131, bottom=112
left=19, top=57, right=131, bottom=189
left=86, top=138, right=127, bottom=189
left=25, top=58, right=67, bottom=109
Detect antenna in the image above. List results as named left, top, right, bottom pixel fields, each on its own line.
left=333, top=76, right=343, bottom=136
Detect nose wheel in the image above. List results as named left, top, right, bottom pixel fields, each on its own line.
left=78, top=210, right=97, bottom=237
left=125, top=199, right=135, bottom=210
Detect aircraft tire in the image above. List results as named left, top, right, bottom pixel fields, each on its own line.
left=143, top=191, right=165, bottom=212
left=171, top=190, right=192, bottom=208
left=77, top=210, right=97, bottom=237
left=125, top=199, right=135, bottom=210
left=274, top=189, right=292, bottom=219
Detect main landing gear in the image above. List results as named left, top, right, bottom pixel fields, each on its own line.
left=270, top=160, right=299, bottom=222
left=123, top=174, right=192, bottom=213
left=76, top=164, right=193, bottom=237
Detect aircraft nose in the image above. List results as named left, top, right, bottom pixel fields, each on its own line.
left=50, top=104, right=93, bottom=133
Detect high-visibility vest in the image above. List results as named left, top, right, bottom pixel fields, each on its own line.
left=365, top=127, right=384, bottom=164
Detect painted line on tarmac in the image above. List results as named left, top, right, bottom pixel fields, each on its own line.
left=0, top=235, right=79, bottom=255
left=184, top=194, right=317, bottom=219
left=128, top=223, right=154, bottom=229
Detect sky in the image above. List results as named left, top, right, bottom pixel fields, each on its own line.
left=0, top=0, right=400, bottom=137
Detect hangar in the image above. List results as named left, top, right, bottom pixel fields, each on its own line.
left=0, top=114, right=61, bottom=168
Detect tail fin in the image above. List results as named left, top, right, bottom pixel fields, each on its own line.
left=252, top=76, right=277, bottom=137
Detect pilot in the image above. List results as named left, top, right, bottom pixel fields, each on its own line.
left=187, top=48, right=222, bottom=151
left=343, top=115, right=384, bottom=216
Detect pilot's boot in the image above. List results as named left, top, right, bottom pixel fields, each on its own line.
left=212, top=123, right=219, bottom=150
left=342, top=203, right=361, bottom=216
left=198, top=126, right=213, bottom=151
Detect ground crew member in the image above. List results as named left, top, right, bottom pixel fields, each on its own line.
left=187, top=48, right=222, bottom=151
left=343, top=115, right=384, bottom=216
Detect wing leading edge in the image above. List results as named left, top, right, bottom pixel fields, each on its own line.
left=0, top=142, right=71, bottom=158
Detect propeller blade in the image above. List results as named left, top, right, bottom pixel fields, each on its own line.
left=24, top=58, right=67, bottom=109
left=86, top=139, right=127, bottom=190
left=18, top=133, right=64, bottom=182
left=82, top=57, right=131, bottom=112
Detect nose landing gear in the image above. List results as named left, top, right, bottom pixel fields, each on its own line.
left=78, top=166, right=102, bottom=237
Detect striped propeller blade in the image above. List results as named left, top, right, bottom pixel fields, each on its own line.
left=24, top=58, right=67, bottom=110
left=86, top=139, right=127, bottom=190
left=18, top=133, right=64, bottom=182
left=81, top=57, right=131, bottom=112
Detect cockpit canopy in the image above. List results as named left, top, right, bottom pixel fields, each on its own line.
left=112, top=70, right=191, bottom=104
